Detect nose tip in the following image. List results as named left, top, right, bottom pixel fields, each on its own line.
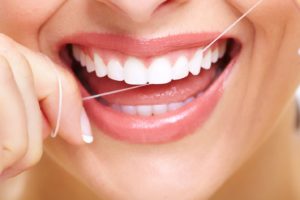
left=102, top=0, right=171, bottom=23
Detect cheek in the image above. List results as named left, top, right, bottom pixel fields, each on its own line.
left=226, top=0, right=296, bottom=24
left=0, top=0, right=66, bottom=39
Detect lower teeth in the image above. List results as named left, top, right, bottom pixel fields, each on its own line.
left=109, top=95, right=198, bottom=117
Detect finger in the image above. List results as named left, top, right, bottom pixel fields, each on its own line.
left=21, top=50, right=92, bottom=145
left=38, top=64, right=88, bottom=145
left=0, top=51, right=43, bottom=177
left=0, top=56, right=28, bottom=176
left=0, top=34, right=91, bottom=145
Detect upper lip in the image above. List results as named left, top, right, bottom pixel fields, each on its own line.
left=58, top=32, right=230, bottom=57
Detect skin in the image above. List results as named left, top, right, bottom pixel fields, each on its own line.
left=0, top=0, right=300, bottom=199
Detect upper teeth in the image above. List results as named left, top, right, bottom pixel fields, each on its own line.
left=72, top=41, right=227, bottom=85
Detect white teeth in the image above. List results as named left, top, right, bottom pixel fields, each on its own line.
left=72, top=42, right=229, bottom=116
left=73, top=46, right=81, bottom=62
left=152, top=104, right=168, bottom=115
left=114, top=95, right=196, bottom=116
left=136, top=105, right=153, bottom=117
left=148, top=57, right=172, bottom=84
left=202, top=49, right=212, bottom=69
left=94, top=53, right=107, bottom=77
left=172, top=56, right=189, bottom=80
left=122, top=105, right=137, bottom=115
left=72, top=40, right=227, bottom=84
left=168, top=102, right=184, bottom=111
left=86, top=56, right=96, bottom=73
left=107, top=59, right=124, bottom=81
left=124, top=57, right=147, bottom=85
left=189, top=48, right=203, bottom=75
left=80, top=51, right=86, bottom=67
left=211, top=47, right=219, bottom=63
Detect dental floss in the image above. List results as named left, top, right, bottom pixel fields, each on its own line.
left=82, top=84, right=148, bottom=101
left=51, top=0, right=265, bottom=140
left=51, top=68, right=63, bottom=138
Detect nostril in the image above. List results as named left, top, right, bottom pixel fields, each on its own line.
left=154, top=0, right=187, bottom=13
left=156, top=0, right=173, bottom=10
left=160, top=0, right=173, bottom=6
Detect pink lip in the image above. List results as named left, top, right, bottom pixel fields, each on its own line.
left=59, top=32, right=229, bottom=57
left=60, top=33, right=238, bottom=144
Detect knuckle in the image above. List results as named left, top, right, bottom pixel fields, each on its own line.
left=17, top=54, right=34, bottom=80
left=0, top=57, right=14, bottom=83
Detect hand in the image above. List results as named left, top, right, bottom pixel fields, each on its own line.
left=0, top=34, right=91, bottom=180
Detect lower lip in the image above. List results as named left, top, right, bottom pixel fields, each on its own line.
left=81, top=55, right=237, bottom=144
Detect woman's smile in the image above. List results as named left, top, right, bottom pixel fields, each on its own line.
left=58, top=33, right=241, bottom=143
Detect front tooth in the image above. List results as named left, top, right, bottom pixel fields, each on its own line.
left=122, top=105, right=137, bottom=115
left=202, top=49, right=212, bottom=69
left=211, top=47, right=219, bottom=63
left=124, top=57, right=147, bottom=85
left=148, top=57, right=172, bottom=84
left=73, top=46, right=81, bottom=62
left=94, top=53, right=107, bottom=77
left=107, top=59, right=124, bottom=81
left=168, top=102, right=184, bottom=111
left=172, top=56, right=189, bottom=80
left=152, top=104, right=168, bottom=115
left=136, top=105, right=152, bottom=117
left=86, top=56, right=96, bottom=73
left=189, top=48, right=203, bottom=75
left=80, top=51, right=86, bottom=67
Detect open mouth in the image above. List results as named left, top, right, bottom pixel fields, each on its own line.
left=60, top=33, right=241, bottom=143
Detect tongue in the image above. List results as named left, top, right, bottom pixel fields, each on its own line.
left=79, top=64, right=218, bottom=105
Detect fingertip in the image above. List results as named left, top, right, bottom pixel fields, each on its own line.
left=80, top=108, right=94, bottom=144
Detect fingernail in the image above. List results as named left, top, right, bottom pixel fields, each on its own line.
left=81, top=109, right=94, bottom=144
